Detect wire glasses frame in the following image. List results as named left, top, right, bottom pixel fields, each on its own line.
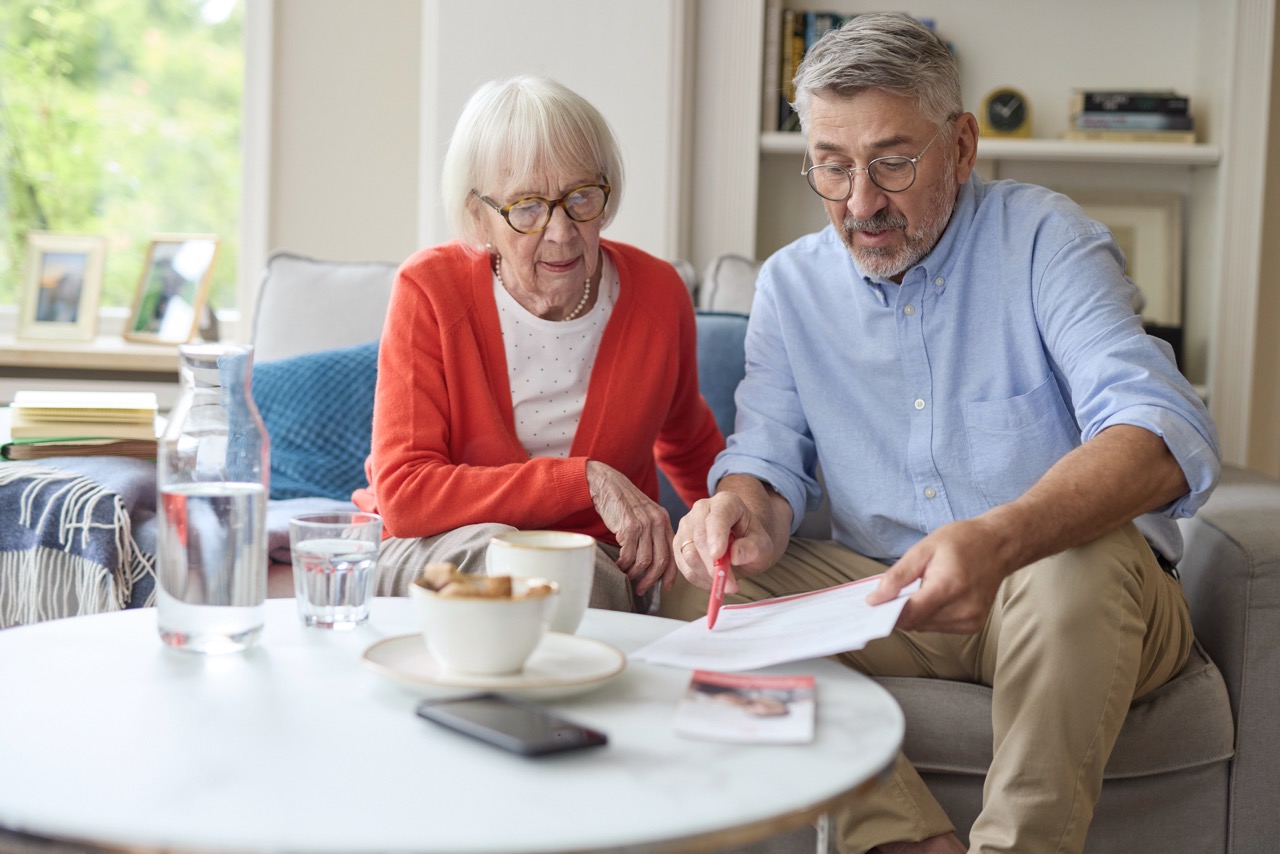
left=801, top=128, right=945, bottom=200
left=472, top=183, right=612, bottom=234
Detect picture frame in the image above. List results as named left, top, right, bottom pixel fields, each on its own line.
left=123, top=234, right=220, bottom=344
left=17, top=232, right=108, bottom=342
left=1070, top=190, right=1184, bottom=327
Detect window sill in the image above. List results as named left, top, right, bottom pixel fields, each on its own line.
left=0, top=305, right=242, bottom=376
left=0, top=335, right=180, bottom=374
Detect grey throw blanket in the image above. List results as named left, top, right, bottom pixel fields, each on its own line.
left=0, top=458, right=157, bottom=628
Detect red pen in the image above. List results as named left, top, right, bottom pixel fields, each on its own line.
left=706, top=533, right=735, bottom=630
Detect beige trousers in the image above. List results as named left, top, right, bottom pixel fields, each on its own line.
left=374, top=522, right=636, bottom=613
left=660, top=523, right=1193, bottom=854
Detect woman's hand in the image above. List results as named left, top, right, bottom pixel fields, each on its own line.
left=585, top=460, right=676, bottom=596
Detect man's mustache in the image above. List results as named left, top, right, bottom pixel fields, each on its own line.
left=844, top=212, right=908, bottom=232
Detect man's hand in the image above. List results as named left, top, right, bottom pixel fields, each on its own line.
left=585, top=460, right=675, bottom=596
left=868, top=425, right=1192, bottom=634
left=866, top=517, right=1013, bottom=633
left=673, top=478, right=792, bottom=592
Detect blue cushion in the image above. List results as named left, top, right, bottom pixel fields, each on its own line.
left=657, top=311, right=749, bottom=524
left=252, top=340, right=379, bottom=501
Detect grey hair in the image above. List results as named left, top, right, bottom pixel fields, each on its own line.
left=441, top=76, right=625, bottom=249
left=792, top=13, right=962, bottom=132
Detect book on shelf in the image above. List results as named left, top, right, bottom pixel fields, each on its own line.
left=1062, top=128, right=1197, bottom=144
left=1074, top=111, right=1194, bottom=131
left=8, top=390, right=160, bottom=441
left=11, top=390, right=158, bottom=421
left=672, top=670, right=816, bottom=744
left=1, top=436, right=158, bottom=461
left=769, top=8, right=851, bottom=132
left=778, top=8, right=804, bottom=131
left=1070, top=90, right=1190, bottom=114
left=7, top=414, right=159, bottom=441
left=803, top=10, right=841, bottom=52
left=761, top=0, right=783, bottom=132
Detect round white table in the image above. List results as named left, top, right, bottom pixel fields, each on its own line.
left=0, top=598, right=903, bottom=853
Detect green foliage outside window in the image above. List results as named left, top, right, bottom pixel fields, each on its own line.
left=0, top=0, right=242, bottom=311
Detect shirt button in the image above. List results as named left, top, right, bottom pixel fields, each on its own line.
left=934, top=276, right=944, bottom=287
left=914, top=399, right=925, bottom=410
left=903, top=304, right=916, bottom=316
left=924, top=487, right=937, bottom=499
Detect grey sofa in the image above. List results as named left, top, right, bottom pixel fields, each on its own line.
left=253, top=251, right=1280, bottom=853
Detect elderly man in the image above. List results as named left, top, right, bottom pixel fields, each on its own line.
left=667, top=12, right=1220, bottom=854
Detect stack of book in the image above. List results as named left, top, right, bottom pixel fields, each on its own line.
left=763, top=5, right=843, bottom=132
left=1064, top=90, right=1195, bottom=143
left=3, top=390, right=160, bottom=461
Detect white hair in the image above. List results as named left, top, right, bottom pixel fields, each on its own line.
left=441, top=76, right=625, bottom=249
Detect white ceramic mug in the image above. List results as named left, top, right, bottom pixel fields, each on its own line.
left=486, top=531, right=595, bottom=634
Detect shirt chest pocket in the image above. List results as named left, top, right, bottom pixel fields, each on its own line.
left=962, top=374, right=1080, bottom=508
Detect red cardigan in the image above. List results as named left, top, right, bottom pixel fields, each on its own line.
left=352, top=239, right=724, bottom=544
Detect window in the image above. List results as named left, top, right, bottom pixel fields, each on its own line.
left=0, top=0, right=242, bottom=316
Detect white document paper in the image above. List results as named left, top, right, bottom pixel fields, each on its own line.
left=633, top=575, right=920, bottom=672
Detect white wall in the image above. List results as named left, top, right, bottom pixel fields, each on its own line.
left=268, top=0, right=422, bottom=265
left=418, top=1, right=692, bottom=261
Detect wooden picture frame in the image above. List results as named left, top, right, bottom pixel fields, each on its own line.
left=1070, top=191, right=1184, bottom=327
left=17, top=232, right=108, bottom=342
left=124, top=234, right=219, bottom=344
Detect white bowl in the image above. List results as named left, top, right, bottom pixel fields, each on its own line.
left=409, top=577, right=559, bottom=676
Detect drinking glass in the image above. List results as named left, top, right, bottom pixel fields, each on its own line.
left=289, top=512, right=382, bottom=629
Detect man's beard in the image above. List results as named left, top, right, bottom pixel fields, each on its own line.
left=838, top=167, right=958, bottom=281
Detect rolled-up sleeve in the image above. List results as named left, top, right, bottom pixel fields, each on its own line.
left=1036, top=228, right=1221, bottom=519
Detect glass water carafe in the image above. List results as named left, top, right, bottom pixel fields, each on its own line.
left=156, top=343, right=270, bottom=653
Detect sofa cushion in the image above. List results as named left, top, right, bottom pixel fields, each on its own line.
left=657, top=310, right=832, bottom=537
left=252, top=251, right=396, bottom=363
left=692, top=311, right=750, bottom=438
left=252, top=340, right=379, bottom=501
left=698, top=253, right=761, bottom=314
left=878, top=640, right=1234, bottom=779
left=657, top=311, right=748, bottom=523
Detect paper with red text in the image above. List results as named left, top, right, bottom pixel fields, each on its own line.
left=633, top=575, right=919, bottom=671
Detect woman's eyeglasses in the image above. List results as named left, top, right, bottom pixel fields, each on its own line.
left=472, top=183, right=611, bottom=234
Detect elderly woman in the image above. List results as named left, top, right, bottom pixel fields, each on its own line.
left=353, top=76, right=723, bottom=612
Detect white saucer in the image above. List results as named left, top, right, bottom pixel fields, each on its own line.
left=362, top=632, right=627, bottom=700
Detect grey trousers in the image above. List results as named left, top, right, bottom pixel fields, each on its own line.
left=374, top=523, right=636, bottom=613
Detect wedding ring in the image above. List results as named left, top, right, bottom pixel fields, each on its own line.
left=680, top=539, right=694, bottom=552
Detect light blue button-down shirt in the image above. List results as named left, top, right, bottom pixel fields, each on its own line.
left=710, top=174, right=1220, bottom=564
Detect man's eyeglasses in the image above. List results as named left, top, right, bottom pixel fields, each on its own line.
left=472, top=183, right=611, bottom=234
left=801, top=128, right=944, bottom=200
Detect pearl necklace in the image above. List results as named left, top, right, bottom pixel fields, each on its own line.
left=492, top=255, right=591, bottom=321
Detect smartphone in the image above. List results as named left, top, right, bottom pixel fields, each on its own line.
left=416, top=693, right=608, bottom=756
